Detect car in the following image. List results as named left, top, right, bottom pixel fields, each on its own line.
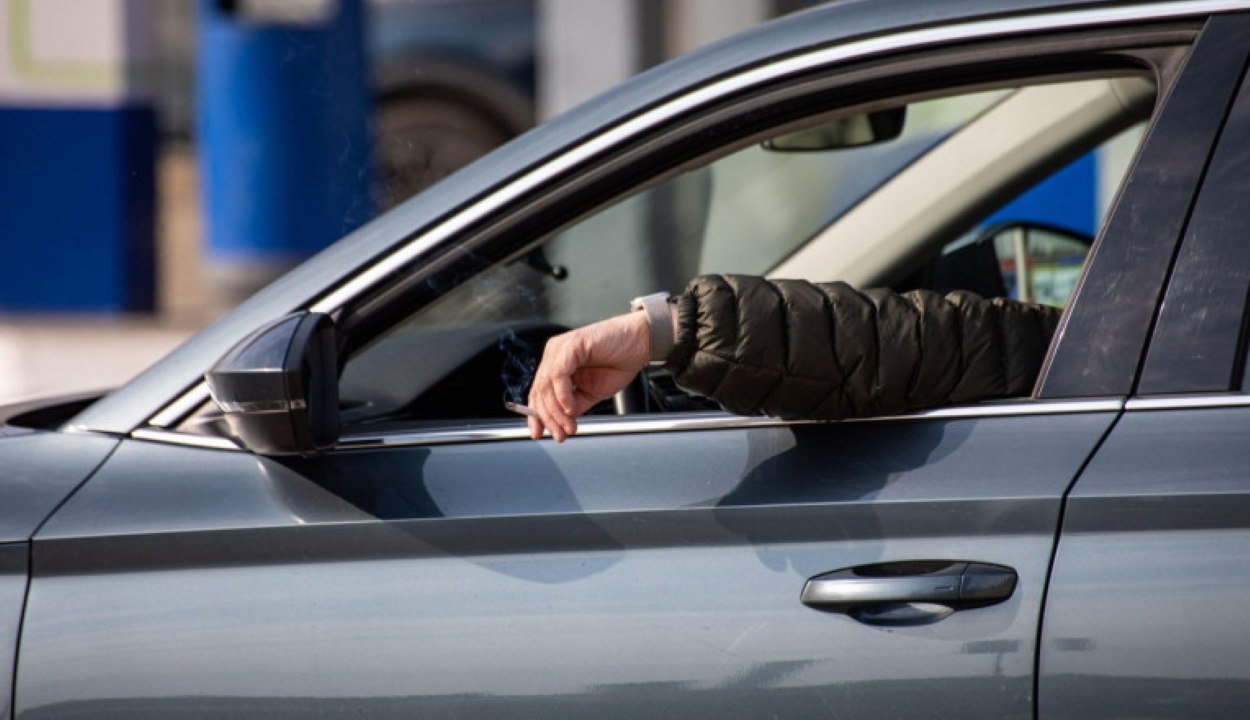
left=5, top=0, right=1250, bottom=716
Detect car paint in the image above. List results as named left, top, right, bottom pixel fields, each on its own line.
left=1038, top=28, right=1250, bottom=714
left=0, top=432, right=117, bottom=720
left=1041, top=405, right=1250, bottom=718
left=6, top=1, right=1250, bottom=718
left=0, top=546, right=25, bottom=720
left=22, top=412, right=1114, bottom=717
left=0, top=433, right=117, bottom=543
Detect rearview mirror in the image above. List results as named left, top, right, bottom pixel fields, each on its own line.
left=763, top=106, right=907, bottom=152
left=205, top=312, right=340, bottom=456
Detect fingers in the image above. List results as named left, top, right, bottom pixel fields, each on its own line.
left=549, top=369, right=578, bottom=417
left=524, top=312, right=651, bottom=443
left=527, top=334, right=578, bottom=442
left=529, top=394, right=577, bottom=442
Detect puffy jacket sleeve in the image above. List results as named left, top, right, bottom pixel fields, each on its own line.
left=664, top=274, right=1061, bottom=420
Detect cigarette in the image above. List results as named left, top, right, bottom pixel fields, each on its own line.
left=504, top=401, right=540, bottom=418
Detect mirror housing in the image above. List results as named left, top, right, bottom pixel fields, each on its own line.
left=205, top=312, right=340, bottom=456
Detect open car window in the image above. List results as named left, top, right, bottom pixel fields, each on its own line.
left=335, top=73, right=1155, bottom=430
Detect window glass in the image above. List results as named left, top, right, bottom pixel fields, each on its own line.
left=993, top=226, right=1091, bottom=306
left=923, top=122, right=1145, bottom=306
left=339, top=75, right=1154, bottom=427
left=694, top=91, right=1009, bottom=279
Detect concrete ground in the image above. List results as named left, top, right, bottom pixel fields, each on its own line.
left=0, top=149, right=225, bottom=405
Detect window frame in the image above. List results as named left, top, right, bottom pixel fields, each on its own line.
left=333, top=74, right=1158, bottom=432
left=322, top=32, right=1192, bottom=441
left=331, top=32, right=1189, bottom=361
left=139, top=12, right=1228, bottom=451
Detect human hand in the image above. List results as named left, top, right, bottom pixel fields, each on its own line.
left=526, top=312, right=650, bottom=442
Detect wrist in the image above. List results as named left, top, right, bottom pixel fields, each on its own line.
left=630, top=292, right=675, bottom=364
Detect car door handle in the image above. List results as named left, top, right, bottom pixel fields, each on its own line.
left=800, top=560, right=1017, bottom=626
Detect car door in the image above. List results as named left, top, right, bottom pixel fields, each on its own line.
left=14, top=10, right=1247, bottom=720
left=1039, top=17, right=1250, bottom=718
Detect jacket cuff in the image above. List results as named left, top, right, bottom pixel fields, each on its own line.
left=664, top=291, right=700, bottom=373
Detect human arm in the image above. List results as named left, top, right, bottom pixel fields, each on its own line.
left=524, top=311, right=653, bottom=442
left=666, top=274, right=1061, bottom=420
left=526, top=274, right=1061, bottom=439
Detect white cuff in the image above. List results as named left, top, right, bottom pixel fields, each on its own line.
left=630, top=292, right=675, bottom=364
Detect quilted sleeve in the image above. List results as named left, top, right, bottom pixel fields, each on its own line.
left=664, top=274, right=1061, bottom=420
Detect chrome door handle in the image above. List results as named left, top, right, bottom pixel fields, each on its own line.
left=801, top=560, right=1017, bottom=626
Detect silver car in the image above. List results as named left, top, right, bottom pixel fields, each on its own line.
left=4, top=0, right=1250, bottom=717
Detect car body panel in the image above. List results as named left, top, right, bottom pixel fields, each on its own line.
left=0, top=545, right=26, bottom=720
left=0, top=432, right=116, bottom=544
left=1039, top=406, right=1250, bottom=718
left=21, top=412, right=1115, bottom=717
left=1037, top=38, right=1250, bottom=715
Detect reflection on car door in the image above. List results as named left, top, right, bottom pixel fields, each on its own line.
left=19, top=411, right=1109, bottom=717
left=1041, top=19, right=1250, bottom=716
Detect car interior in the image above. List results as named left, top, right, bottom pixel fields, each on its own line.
left=325, top=72, right=1156, bottom=430
left=776, top=76, right=1153, bottom=287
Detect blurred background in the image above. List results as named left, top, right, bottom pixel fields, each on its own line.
left=0, top=0, right=817, bottom=402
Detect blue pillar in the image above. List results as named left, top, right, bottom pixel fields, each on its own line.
left=0, top=0, right=156, bottom=312
left=197, top=0, right=372, bottom=295
left=985, top=151, right=1098, bottom=237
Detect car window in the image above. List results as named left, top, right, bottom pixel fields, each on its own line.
left=337, top=75, right=1154, bottom=428
left=912, top=122, right=1145, bottom=305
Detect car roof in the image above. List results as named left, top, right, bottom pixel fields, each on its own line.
left=69, top=0, right=1225, bottom=435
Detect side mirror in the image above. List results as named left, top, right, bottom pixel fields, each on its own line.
left=930, top=221, right=1093, bottom=307
left=205, top=312, right=340, bottom=456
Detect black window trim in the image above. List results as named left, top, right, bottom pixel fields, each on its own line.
left=1135, top=13, right=1250, bottom=394
left=1036, top=11, right=1250, bottom=398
